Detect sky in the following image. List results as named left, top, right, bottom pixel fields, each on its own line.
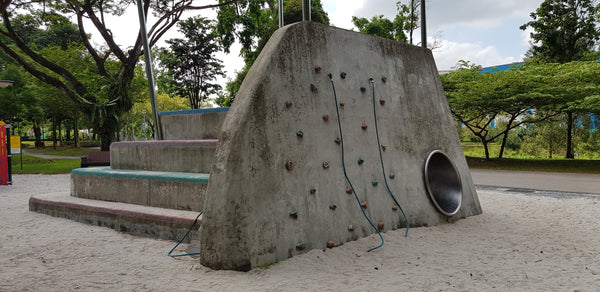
left=96, top=0, right=545, bottom=86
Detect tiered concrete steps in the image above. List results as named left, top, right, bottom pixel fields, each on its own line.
left=29, top=192, right=200, bottom=242
left=30, top=138, right=218, bottom=241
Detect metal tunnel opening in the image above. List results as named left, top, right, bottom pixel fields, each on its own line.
left=424, top=150, right=463, bottom=216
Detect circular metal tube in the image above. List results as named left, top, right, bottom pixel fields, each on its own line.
left=424, top=150, right=462, bottom=216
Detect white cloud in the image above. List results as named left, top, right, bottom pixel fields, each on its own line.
left=432, top=39, right=516, bottom=70
left=323, top=0, right=365, bottom=29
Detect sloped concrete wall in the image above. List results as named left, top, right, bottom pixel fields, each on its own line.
left=200, top=22, right=482, bottom=271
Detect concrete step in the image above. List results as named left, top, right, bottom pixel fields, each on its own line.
left=29, top=192, right=202, bottom=243
left=71, top=167, right=208, bottom=211
left=110, top=139, right=218, bottom=173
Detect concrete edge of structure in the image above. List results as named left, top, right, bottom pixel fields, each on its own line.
left=29, top=192, right=200, bottom=242
left=71, top=167, right=210, bottom=183
left=159, top=107, right=230, bottom=116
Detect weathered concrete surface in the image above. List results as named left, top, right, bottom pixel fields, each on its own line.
left=71, top=167, right=208, bottom=211
left=200, top=22, right=482, bottom=270
left=159, top=108, right=228, bottom=140
left=110, top=140, right=218, bottom=173
left=29, top=192, right=199, bottom=242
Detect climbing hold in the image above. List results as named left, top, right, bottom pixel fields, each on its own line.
left=329, top=204, right=337, bottom=210
left=381, top=76, right=387, bottom=83
left=285, top=161, right=294, bottom=170
left=296, top=243, right=306, bottom=251
left=322, top=114, right=329, bottom=121
left=379, top=99, right=386, bottom=105
left=340, top=72, right=347, bottom=79
left=372, top=180, right=379, bottom=186
left=296, top=130, right=304, bottom=137
left=377, top=221, right=384, bottom=230
left=361, top=201, right=367, bottom=209
left=360, top=86, right=366, bottom=93
left=389, top=173, right=395, bottom=179
left=358, top=158, right=364, bottom=165
left=310, top=188, right=317, bottom=194
left=335, top=137, right=341, bottom=144
left=327, top=73, right=333, bottom=79
left=348, top=225, right=355, bottom=231
left=314, top=66, right=322, bottom=72
left=392, top=205, right=398, bottom=211
left=361, top=124, right=368, bottom=130
left=285, top=101, right=293, bottom=108
left=381, top=145, right=387, bottom=151
left=327, top=241, right=335, bottom=248
left=311, top=84, right=318, bottom=92
left=346, top=187, right=353, bottom=194
left=339, top=102, right=344, bottom=107
left=322, top=161, right=330, bottom=169
left=290, top=211, right=298, bottom=219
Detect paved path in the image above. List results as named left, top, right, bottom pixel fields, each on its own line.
left=470, top=169, right=600, bottom=195
left=21, top=149, right=81, bottom=160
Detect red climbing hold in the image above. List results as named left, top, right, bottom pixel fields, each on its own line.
left=285, top=161, right=293, bottom=170
left=314, top=66, right=322, bottom=72
left=322, top=114, right=329, bottom=121
left=378, top=221, right=384, bottom=230
left=346, top=187, right=353, bottom=194
left=361, top=124, right=368, bottom=130
left=380, top=99, right=386, bottom=105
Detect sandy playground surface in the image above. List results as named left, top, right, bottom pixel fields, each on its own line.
left=1, top=174, right=599, bottom=291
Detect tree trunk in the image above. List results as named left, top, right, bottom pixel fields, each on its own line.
left=74, top=119, right=80, bottom=148
left=482, top=139, right=490, bottom=160
left=33, top=122, right=44, bottom=148
left=565, top=112, right=574, bottom=159
left=52, top=119, right=57, bottom=150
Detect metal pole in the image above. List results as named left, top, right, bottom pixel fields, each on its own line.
left=136, top=0, right=163, bottom=140
left=302, top=0, right=311, bottom=21
left=420, top=0, right=426, bottom=49
left=6, top=123, right=11, bottom=185
left=278, top=0, right=284, bottom=27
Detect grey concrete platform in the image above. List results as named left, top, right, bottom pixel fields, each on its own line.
left=110, top=140, right=218, bottom=173
left=29, top=192, right=201, bottom=242
left=71, top=167, right=208, bottom=211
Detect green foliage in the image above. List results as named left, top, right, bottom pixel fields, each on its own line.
left=442, top=60, right=600, bottom=159
left=216, top=0, right=329, bottom=104
left=158, top=17, right=224, bottom=109
left=351, top=15, right=407, bottom=42
left=520, top=0, right=600, bottom=63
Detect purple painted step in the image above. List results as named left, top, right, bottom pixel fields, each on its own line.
left=110, top=139, right=218, bottom=173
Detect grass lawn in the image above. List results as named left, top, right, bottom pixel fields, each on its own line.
left=11, top=154, right=80, bottom=174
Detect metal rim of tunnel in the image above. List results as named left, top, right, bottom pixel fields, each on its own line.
left=424, top=150, right=463, bottom=216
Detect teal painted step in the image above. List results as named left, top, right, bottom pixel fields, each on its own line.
left=71, top=167, right=209, bottom=211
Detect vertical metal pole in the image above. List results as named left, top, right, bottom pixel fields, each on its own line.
left=136, top=0, right=163, bottom=140
left=302, top=0, right=311, bottom=21
left=278, top=0, right=284, bottom=27
left=6, top=124, right=11, bottom=185
left=420, top=0, right=426, bottom=49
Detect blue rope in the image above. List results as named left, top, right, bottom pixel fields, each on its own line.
left=328, top=73, right=384, bottom=252
left=168, top=211, right=203, bottom=258
left=369, top=79, right=410, bottom=237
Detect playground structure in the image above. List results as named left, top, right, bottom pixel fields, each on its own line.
left=30, top=22, right=481, bottom=271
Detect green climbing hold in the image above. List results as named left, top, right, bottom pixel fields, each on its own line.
left=372, top=180, right=378, bottom=186
left=340, top=72, right=347, bottom=79
left=311, top=84, right=318, bottom=92
left=358, top=158, right=364, bottom=165
left=296, top=130, right=304, bottom=137
left=289, top=211, right=298, bottom=219
left=360, top=86, right=366, bottom=93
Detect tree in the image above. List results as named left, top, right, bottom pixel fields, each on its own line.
left=442, top=60, right=600, bottom=159
left=351, top=15, right=407, bottom=42
left=0, top=0, right=236, bottom=150
left=520, top=0, right=600, bottom=158
left=442, top=61, right=559, bottom=159
left=158, top=17, right=224, bottom=109
left=216, top=0, right=329, bottom=106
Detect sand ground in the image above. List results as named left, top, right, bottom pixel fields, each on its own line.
left=1, top=174, right=599, bottom=291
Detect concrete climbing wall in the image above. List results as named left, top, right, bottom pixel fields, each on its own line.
left=200, top=22, right=482, bottom=271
